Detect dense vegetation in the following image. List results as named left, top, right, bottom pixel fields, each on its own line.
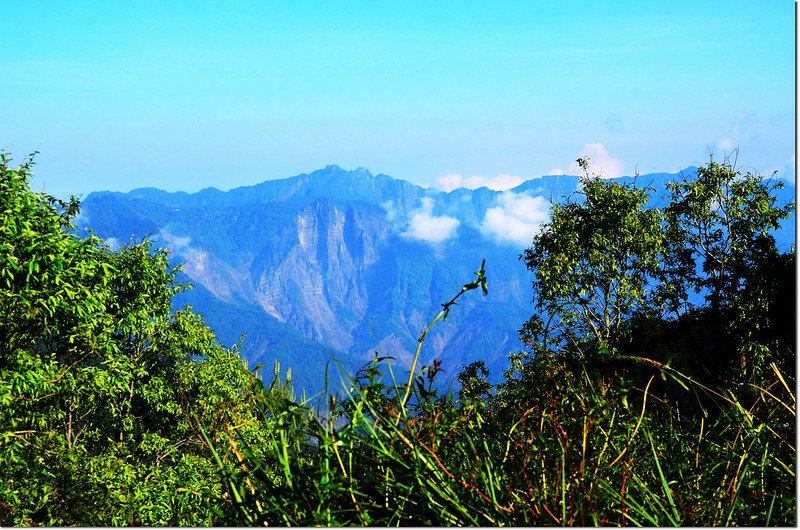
left=1, top=152, right=795, bottom=526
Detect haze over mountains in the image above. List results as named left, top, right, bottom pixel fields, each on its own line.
left=76, top=165, right=796, bottom=396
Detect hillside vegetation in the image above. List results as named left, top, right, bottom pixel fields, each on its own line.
left=1, top=152, right=795, bottom=526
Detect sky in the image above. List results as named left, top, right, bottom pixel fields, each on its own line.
left=1, top=1, right=795, bottom=200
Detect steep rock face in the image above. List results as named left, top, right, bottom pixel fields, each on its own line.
left=249, top=200, right=390, bottom=351
left=178, top=241, right=256, bottom=304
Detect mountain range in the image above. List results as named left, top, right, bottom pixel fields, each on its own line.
left=76, top=165, right=796, bottom=397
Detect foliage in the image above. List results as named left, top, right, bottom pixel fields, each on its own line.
left=1, top=152, right=794, bottom=526
left=661, top=156, right=792, bottom=314
left=0, top=153, right=295, bottom=526
left=659, top=156, right=795, bottom=385
left=520, top=159, right=665, bottom=359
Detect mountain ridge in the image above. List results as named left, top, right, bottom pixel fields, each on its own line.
left=78, top=165, right=795, bottom=396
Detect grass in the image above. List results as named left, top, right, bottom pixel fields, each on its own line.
left=201, top=264, right=796, bottom=526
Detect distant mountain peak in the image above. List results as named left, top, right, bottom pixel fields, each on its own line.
left=310, top=165, right=374, bottom=179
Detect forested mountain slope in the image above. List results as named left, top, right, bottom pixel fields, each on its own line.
left=78, top=165, right=795, bottom=395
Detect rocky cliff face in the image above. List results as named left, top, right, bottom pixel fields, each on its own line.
left=257, top=200, right=381, bottom=350
left=78, top=165, right=796, bottom=395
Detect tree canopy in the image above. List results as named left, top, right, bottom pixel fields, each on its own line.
left=0, top=153, right=295, bottom=526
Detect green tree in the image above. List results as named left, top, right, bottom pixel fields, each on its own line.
left=660, top=155, right=794, bottom=383
left=661, top=155, right=793, bottom=314
left=520, top=159, right=665, bottom=359
left=0, top=153, right=292, bottom=526
left=508, top=154, right=796, bottom=525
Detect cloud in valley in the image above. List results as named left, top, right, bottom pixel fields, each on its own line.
left=158, top=228, right=193, bottom=253
left=401, top=197, right=460, bottom=243
left=481, top=192, right=550, bottom=246
left=435, top=173, right=526, bottom=192
left=566, top=143, right=623, bottom=178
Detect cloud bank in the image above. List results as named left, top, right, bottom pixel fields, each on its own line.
left=481, top=192, right=550, bottom=246
left=401, top=197, right=460, bottom=243
left=436, top=173, right=526, bottom=192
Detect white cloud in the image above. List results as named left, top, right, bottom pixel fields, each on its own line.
left=772, top=153, right=796, bottom=183
left=104, top=237, right=120, bottom=251
left=435, top=173, right=526, bottom=192
left=730, top=111, right=756, bottom=136
left=567, top=143, right=623, bottom=178
left=401, top=197, right=460, bottom=243
left=158, top=228, right=192, bottom=253
left=717, top=137, right=735, bottom=152
left=481, top=192, right=550, bottom=246
left=381, top=200, right=398, bottom=222
left=715, top=112, right=757, bottom=157
left=73, top=209, right=89, bottom=226
left=435, top=174, right=464, bottom=192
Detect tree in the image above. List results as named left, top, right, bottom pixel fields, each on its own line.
left=0, top=153, right=293, bottom=526
left=509, top=154, right=795, bottom=524
left=520, top=159, right=665, bottom=359
left=661, top=154, right=793, bottom=314
left=660, top=154, right=794, bottom=383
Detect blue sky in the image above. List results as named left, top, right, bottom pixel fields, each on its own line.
left=1, top=1, right=795, bottom=199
